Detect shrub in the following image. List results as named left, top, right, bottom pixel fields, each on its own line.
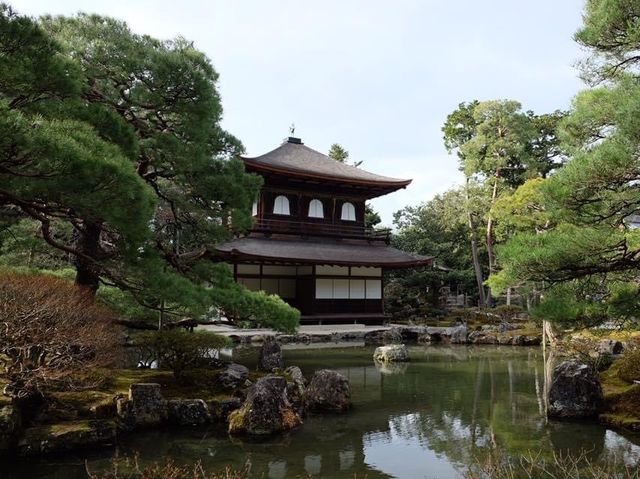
left=0, top=271, right=121, bottom=400
left=131, top=329, right=229, bottom=378
left=564, top=338, right=616, bottom=372
left=617, top=349, right=640, bottom=384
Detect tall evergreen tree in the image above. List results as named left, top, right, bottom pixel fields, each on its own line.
left=489, top=0, right=640, bottom=328
left=0, top=7, right=298, bottom=331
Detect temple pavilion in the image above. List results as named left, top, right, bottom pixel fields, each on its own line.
left=215, top=136, right=432, bottom=325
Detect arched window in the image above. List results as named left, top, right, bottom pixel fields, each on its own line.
left=273, top=195, right=290, bottom=215
left=308, top=199, right=324, bottom=218
left=341, top=202, right=356, bottom=221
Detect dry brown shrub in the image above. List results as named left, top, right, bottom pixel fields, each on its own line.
left=87, top=457, right=251, bottom=479
left=0, top=270, right=121, bottom=400
left=618, top=349, right=640, bottom=384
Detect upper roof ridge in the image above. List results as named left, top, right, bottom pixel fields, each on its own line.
left=241, top=139, right=411, bottom=186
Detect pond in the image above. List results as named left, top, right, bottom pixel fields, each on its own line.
left=3, top=345, right=640, bottom=479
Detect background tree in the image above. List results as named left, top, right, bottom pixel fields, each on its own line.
left=442, top=101, right=487, bottom=305
left=328, top=143, right=362, bottom=167
left=443, top=101, right=565, bottom=306
left=391, top=185, right=487, bottom=310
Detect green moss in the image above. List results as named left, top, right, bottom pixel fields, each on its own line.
left=27, top=366, right=277, bottom=425
left=49, top=420, right=93, bottom=435
left=600, top=359, right=640, bottom=433
left=599, top=413, right=640, bottom=431
left=105, top=369, right=175, bottom=394
left=25, top=420, right=94, bottom=441
left=51, top=391, right=114, bottom=417
left=569, top=329, right=640, bottom=344
left=227, top=408, right=246, bottom=434
left=504, top=324, right=541, bottom=337
left=102, top=368, right=247, bottom=402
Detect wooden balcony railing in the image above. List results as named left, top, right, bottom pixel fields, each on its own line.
left=251, top=217, right=391, bottom=243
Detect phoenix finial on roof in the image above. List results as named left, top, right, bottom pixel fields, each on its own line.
left=289, top=123, right=295, bottom=136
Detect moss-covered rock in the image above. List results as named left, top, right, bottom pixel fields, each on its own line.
left=228, top=376, right=301, bottom=436
left=167, top=399, right=210, bottom=426
left=16, top=419, right=117, bottom=456
left=116, top=383, right=167, bottom=429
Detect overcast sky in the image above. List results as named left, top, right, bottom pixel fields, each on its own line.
left=14, top=0, right=587, bottom=226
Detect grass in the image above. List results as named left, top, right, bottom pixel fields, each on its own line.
left=466, top=449, right=640, bottom=479
left=87, top=457, right=252, bottom=479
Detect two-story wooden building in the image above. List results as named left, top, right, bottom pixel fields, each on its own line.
left=215, top=136, right=432, bottom=325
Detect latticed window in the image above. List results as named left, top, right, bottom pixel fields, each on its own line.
left=341, top=202, right=356, bottom=221
left=273, top=195, right=290, bottom=215
left=308, top=199, right=324, bottom=218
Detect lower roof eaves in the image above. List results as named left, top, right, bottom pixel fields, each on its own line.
left=213, top=235, right=433, bottom=269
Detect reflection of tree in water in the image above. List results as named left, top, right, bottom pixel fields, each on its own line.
left=351, top=346, right=614, bottom=472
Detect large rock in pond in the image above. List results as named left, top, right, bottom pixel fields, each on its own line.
left=168, top=399, right=211, bottom=426
left=228, top=376, right=302, bottom=435
left=258, top=337, right=285, bottom=372
left=0, top=405, right=20, bottom=451
left=548, top=360, right=604, bottom=419
left=116, top=383, right=167, bottom=428
left=305, top=369, right=351, bottom=413
left=373, top=344, right=409, bottom=363
left=218, top=363, right=250, bottom=390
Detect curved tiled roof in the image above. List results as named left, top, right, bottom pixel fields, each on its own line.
left=242, top=138, right=411, bottom=187
left=215, top=236, right=432, bottom=268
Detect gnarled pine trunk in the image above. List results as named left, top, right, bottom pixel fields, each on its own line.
left=74, top=221, right=102, bottom=293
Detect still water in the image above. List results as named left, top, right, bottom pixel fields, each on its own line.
left=3, top=345, right=640, bottom=479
